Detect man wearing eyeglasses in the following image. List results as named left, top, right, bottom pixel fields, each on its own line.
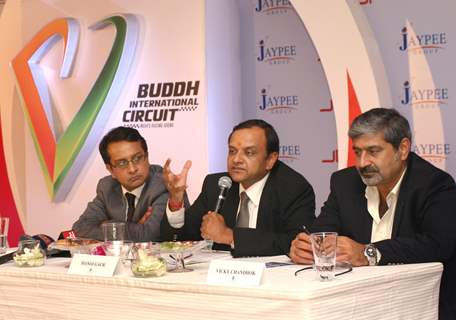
left=289, top=108, right=456, bottom=320
left=72, top=126, right=178, bottom=241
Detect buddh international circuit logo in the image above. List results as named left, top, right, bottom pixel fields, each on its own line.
left=255, top=0, right=293, bottom=15
left=258, top=88, right=299, bottom=114
left=10, top=15, right=138, bottom=201
left=401, top=81, right=449, bottom=109
left=123, top=81, right=200, bottom=129
left=399, top=26, right=447, bottom=54
left=412, top=143, right=450, bottom=165
left=279, top=144, right=301, bottom=163
left=257, top=39, right=296, bottom=65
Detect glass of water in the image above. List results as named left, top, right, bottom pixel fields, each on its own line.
left=310, top=232, right=338, bottom=281
left=0, top=217, right=9, bottom=254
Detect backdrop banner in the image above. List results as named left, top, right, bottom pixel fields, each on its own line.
left=0, top=0, right=208, bottom=242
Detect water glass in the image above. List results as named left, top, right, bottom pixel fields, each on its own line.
left=310, top=232, right=338, bottom=281
left=0, top=217, right=9, bottom=254
left=101, top=222, right=126, bottom=242
left=103, top=240, right=133, bottom=259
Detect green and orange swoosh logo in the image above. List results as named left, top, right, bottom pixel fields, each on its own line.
left=11, top=14, right=138, bottom=201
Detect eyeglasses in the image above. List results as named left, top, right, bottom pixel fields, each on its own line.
left=110, top=153, right=146, bottom=169
left=294, top=261, right=353, bottom=277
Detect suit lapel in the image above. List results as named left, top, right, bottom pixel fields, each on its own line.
left=347, top=175, right=373, bottom=243
left=256, top=175, right=274, bottom=229
left=392, top=155, right=414, bottom=237
left=134, top=180, right=151, bottom=220
left=222, top=183, right=240, bottom=228
left=352, top=194, right=372, bottom=243
left=111, top=183, right=127, bottom=220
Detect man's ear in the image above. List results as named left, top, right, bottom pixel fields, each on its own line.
left=266, top=152, right=279, bottom=171
left=106, top=164, right=116, bottom=179
left=399, top=137, right=411, bottom=161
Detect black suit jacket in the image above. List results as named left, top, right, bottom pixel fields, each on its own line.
left=312, top=152, right=456, bottom=320
left=161, top=160, right=315, bottom=257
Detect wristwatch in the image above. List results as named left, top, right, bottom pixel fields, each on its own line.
left=364, top=244, right=378, bottom=266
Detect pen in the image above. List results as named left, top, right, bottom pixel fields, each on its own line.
left=301, top=225, right=311, bottom=235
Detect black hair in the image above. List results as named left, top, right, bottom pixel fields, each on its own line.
left=228, top=119, right=279, bottom=155
left=99, top=126, right=148, bottom=164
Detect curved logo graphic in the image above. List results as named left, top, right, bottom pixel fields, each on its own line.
left=11, top=15, right=138, bottom=201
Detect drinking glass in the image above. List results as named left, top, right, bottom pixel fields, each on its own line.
left=310, top=232, right=338, bottom=281
left=0, top=217, right=9, bottom=254
left=101, top=222, right=126, bottom=242
left=103, top=240, right=133, bottom=259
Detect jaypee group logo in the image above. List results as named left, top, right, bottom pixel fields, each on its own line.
left=257, top=39, right=297, bottom=65
left=279, top=144, right=301, bottom=163
left=412, top=143, right=450, bottom=165
left=10, top=15, right=138, bottom=201
left=123, top=80, right=200, bottom=129
left=400, top=81, right=449, bottom=109
left=399, top=26, right=447, bottom=55
left=254, top=0, right=293, bottom=15
left=257, top=87, right=299, bottom=114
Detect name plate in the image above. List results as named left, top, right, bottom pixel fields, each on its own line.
left=207, top=259, right=264, bottom=286
left=68, top=254, right=119, bottom=277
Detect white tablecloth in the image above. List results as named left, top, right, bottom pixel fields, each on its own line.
left=0, top=254, right=442, bottom=320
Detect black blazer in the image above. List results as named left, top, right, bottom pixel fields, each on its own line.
left=161, top=160, right=315, bottom=257
left=312, top=152, right=456, bottom=320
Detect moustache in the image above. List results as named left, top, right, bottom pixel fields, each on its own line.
left=359, top=165, right=379, bottom=175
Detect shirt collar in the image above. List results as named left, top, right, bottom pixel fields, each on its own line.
left=121, top=183, right=145, bottom=199
left=365, top=167, right=407, bottom=203
left=239, top=172, right=270, bottom=207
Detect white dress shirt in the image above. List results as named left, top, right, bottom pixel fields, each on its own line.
left=365, top=168, right=407, bottom=243
left=237, top=173, right=269, bottom=228
left=166, top=173, right=270, bottom=229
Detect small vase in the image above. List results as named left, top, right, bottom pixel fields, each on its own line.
left=131, top=242, right=166, bottom=277
left=13, top=239, right=46, bottom=267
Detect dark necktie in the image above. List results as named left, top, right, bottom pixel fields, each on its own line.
left=125, top=192, right=136, bottom=222
left=236, top=191, right=250, bottom=228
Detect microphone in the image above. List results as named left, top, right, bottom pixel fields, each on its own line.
left=214, top=176, right=232, bottom=213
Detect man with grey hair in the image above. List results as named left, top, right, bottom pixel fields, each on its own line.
left=290, top=108, right=456, bottom=319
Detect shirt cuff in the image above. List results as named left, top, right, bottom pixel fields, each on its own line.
left=166, top=202, right=185, bottom=228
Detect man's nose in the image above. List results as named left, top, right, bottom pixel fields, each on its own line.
left=232, top=152, right=243, bottom=163
left=127, top=161, right=138, bottom=173
left=358, top=151, right=372, bottom=168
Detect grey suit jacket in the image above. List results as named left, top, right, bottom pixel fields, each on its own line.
left=73, top=165, right=169, bottom=242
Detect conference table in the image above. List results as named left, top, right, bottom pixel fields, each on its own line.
left=0, top=251, right=442, bottom=320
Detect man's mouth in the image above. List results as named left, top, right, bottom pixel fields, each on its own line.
left=360, top=167, right=378, bottom=176
left=129, top=175, right=142, bottom=182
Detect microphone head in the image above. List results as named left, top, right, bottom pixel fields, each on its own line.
left=218, top=176, right=232, bottom=190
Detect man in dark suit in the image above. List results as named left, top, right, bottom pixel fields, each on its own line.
left=161, top=119, right=315, bottom=257
left=290, top=108, right=456, bottom=320
left=73, top=127, right=175, bottom=242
